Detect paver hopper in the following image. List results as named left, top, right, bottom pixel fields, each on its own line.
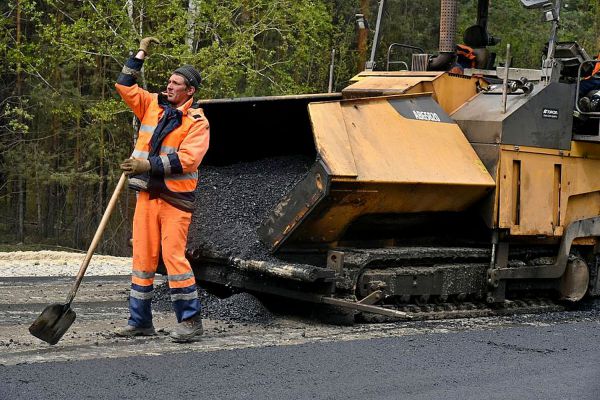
left=258, top=93, right=495, bottom=252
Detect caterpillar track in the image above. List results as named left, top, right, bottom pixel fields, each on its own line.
left=188, top=244, right=597, bottom=322
left=357, top=298, right=565, bottom=323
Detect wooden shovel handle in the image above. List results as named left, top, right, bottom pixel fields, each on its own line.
left=66, top=173, right=128, bottom=305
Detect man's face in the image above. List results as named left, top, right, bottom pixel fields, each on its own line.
left=165, top=74, right=195, bottom=107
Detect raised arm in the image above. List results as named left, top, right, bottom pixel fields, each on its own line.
left=114, top=37, right=160, bottom=120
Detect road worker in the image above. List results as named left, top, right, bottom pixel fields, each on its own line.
left=578, top=53, right=600, bottom=112
left=114, top=37, right=209, bottom=342
left=449, top=25, right=491, bottom=74
left=449, top=43, right=477, bottom=74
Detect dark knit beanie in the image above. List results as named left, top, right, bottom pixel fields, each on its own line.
left=174, top=65, right=202, bottom=88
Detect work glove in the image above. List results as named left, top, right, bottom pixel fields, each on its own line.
left=138, top=37, right=160, bottom=56
left=120, top=158, right=151, bottom=176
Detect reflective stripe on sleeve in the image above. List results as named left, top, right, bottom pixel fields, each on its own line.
left=160, top=155, right=171, bottom=175
left=121, top=65, right=140, bottom=77
left=132, top=150, right=149, bottom=159
left=160, top=145, right=178, bottom=154
left=139, top=124, right=156, bottom=133
left=128, top=177, right=148, bottom=190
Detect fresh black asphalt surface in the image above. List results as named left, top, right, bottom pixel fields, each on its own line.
left=1, top=320, right=598, bottom=400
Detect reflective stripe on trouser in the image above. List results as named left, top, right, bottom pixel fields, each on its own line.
left=171, top=285, right=200, bottom=322
left=128, top=283, right=154, bottom=328
left=129, top=191, right=200, bottom=327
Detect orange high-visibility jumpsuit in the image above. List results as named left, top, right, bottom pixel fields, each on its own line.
left=115, top=56, right=209, bottom=328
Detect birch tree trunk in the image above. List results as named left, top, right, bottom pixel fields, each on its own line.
left=186, top=0, right=200, bottom=52
left=126, top=0, right=147, bottom=90
left=138, top=4, right=147, bottom=90
left=126, top=0, right=135, bottom=29
left=15, top=0, right=25, bottom=243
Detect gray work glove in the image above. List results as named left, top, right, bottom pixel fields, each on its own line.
left=120, top=158, right=151, bottom=176
left=139, top=37, right=160, bottom=56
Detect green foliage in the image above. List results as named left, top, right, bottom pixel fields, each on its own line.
left=126, top=0, right=337, bottom=97
left=3, top=102, right=33, bottom=135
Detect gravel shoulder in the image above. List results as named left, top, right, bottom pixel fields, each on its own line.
left=0, top=251, right=131, bottom=277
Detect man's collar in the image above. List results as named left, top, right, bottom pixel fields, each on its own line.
left=177, top=97, right=194, bottom=112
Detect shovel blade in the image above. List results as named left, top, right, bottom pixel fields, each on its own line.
left=29, top=303, right=76, bottom=345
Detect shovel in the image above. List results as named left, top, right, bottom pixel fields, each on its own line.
left=29, top=173, right=128, bottom=345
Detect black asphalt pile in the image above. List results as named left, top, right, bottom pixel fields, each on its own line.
left=151, top=282, right=176, bottom=312
left=202, top=292, right=274, bottom=324
left=187, top=156, right=312, bottom=261
left=152, top=282, right=274, bottom=324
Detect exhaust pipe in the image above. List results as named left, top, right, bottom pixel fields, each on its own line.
left=428, top=0, right=458, bottom=70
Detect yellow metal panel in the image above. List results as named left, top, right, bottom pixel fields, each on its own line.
left=336, top=97, right=494, bottom=185
left=570, top=141, right=600, bottom=159
left=349, top=71, right=443, bottom=83
left=308, top=102, right=358, bottom=177
left=431, top=74, right=482, bottom=115
left=564, top=193, right=600, bottom=226
left=498, top=144, right=600, bottom=237
left=296, top=94, right=495, bottom=245
left=343, top=72, right=485, bottom=116
left=293, top=183, right=493, bottom=243
left=566, top=154, right=600, bottom=196
left=343, top=76, right=437, bottom=96
left=498, top=151, right=559, bottom=235
left=489, top=150, right=502, bottom=228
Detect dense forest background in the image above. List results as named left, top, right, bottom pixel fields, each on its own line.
left=1, top=0, right=599, bottom=255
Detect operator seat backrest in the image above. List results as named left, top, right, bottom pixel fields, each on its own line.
left=472, top=48, right=490, bottom=70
